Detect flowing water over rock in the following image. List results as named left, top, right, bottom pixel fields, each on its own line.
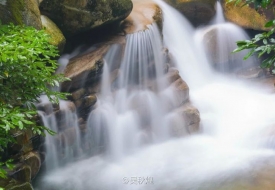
left=196, top=2, right=258, bottom=73
left=37, top=96, right=80, bottom=170
left=87, top=23, right=190, bottom=160
left=37, top=1, right=275, bottom=190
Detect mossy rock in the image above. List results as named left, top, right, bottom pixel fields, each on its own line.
left=164, top=0, right=216, bottom=26
left=41, top=15, right=66, bottom=52
left=5, top=182, right=33, bottom=190
left=221, top=0, right=269, bottom=31
left=10, top=165, right=31, bottom=182
left=0, top=0, right=42, bottom=29
left=20, top=151, right=41, bottom=179
left=39, top=0, right=133, bottom=36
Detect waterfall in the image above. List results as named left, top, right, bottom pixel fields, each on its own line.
left=37, top=1, right=275, bottom=190
left=37, top=96, right=80, bottom=170
left=196, top=1, right=258, bottom=73
left=155, top=0, right=213, bottom=88
left=86, top=23, right=180, bottom=160
left=211, top=1, right=225, bottom=24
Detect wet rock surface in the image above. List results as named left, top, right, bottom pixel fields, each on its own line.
left=164, top=0, right=216, bottom=27
left=61, top=36, right=126, bottom=92
left=0, top=0, right=42, bottom=29
left=122, top=0, right=162, bottom=34
left=221, top=0, right=269, bottom=31
left=41, top=15, right=66, bottom=52
left=39, top=0, right=133, bottom=36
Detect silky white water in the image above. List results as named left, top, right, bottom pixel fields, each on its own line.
left=86, top=23, right=183, bottom=161
left=37, top=96, right=80, bottom=170
left=38, top=1, right=275, bottom=190
left=197, top=2, right=258, bottom=73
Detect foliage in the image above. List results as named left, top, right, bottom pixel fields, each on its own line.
left=227, top=0, right=275, bottom=72
left=227, top=0, right=271, bottom=8
left=0, top=22, right=69, bottom=179
left=0, top=159, right=13, bottom=179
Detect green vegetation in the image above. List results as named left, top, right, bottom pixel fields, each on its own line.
left=227, top=0, right=271, bottom=8
left=227, top=0, right=275, bottom=72
left=0, top=22, right=68, bottom=178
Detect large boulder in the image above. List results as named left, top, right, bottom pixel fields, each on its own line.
left=5, top=182, right=34, bottom=190
left=41, top=15, right=66, bottom=52
left=39, top=0, right=133, bottom=36
left=61, top=40, right=125, bottom=92
left=199, top=24, right=258, bottom=72
left=221, top=0, right=270, bottom=31
left=61, top=45, right=109, bottom=92
left=122, top=0, right=162, bottom=34
left=164, top=0, right=216, bottom=27
left=169, top=103, right=200, bottom=136
left=0, top=0, right=42, bottom=29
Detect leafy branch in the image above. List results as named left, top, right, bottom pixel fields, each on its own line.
left=0, top=22, right=70, bottom=180
left=227, top=0, right=275, bottom=73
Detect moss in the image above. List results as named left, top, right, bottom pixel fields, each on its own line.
left=111, top=0, right=133, bottom=18
left=6, top=182, right=33, bottom=190
left=223, top=1, right=268, bottom=31
left=7, top=0, right=24, bottom=25
left=0, top=0, right=42, bottom=29
left=40, top=0, right=133, bottom=36
left=41, top=15, right=66, bottom=52
left=164, top=0, right=216, bottom=26
left=153, top=5, right=163, bottom=32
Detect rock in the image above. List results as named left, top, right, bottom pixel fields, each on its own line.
left=78, top=118, right=85, bottom=125
left=61, top=45, right=109, bottom=92
left=36, top=102, right=57, bottom=115
left=10, top=130, right=34, bottom=154
left=52, top=101, right=77, bottom=130
left=237, top=67, right=264, bottom=79
left=221, top=0, right=269, bottom=31
left=20, top=151, right=41, bottom=179
left=164, top=0, right=216, bottom=27
left=79, top=123, right=87, bottom=133
left=169, top=76, right=189, bottom=106
left=41, top=15, right=66, bottom=52
left=71, top=88, right=86, bottom=101
left=169, top=103, right=200, bottom=136
left=166, top=68, right=181, bottom=84
left=12, top=131, right=29, bottom=145
left=60, top=101, right=76, bottom=113
left=76, top=94, right=97, bottom=121
left=57, top=127, right=77, bottom=147
left=75, top=94, right=97, bottom=109
left=0, top=177, right=11, bottom=188
left=39, top=0, right=133, bottom=36
left=83, top=95, right=97, bottom=108
left=11, top=165, right=31, bottom=182
left=61, top=34, right=125, bottom=92
left=158, top=68, right=189, bottom=110
left=0, top=0, right=42, bottom=29
left=200, top=24, right=257, bottom=72
left=6, top=182, right=34, bottom=190
left=122, top=0, right=162, bottom=34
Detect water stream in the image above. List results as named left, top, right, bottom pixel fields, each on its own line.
left=37, top=1, right=275, bottom=190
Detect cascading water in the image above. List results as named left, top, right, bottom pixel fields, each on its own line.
left=196, top=2, right=258, bottom=73
left=87, top=23, right=180, bottom=160
left=37, top=96, right=80, bottom=170
left=37, top=1, right=275, bottom=190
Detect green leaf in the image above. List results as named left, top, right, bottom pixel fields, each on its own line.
left=18, top=120, right=23, bottom=130
left=0, top=23, right=70, bottom=160
left=265, top=20, right=274, bottom=28
left=244, top=49, right=255, bottom=60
